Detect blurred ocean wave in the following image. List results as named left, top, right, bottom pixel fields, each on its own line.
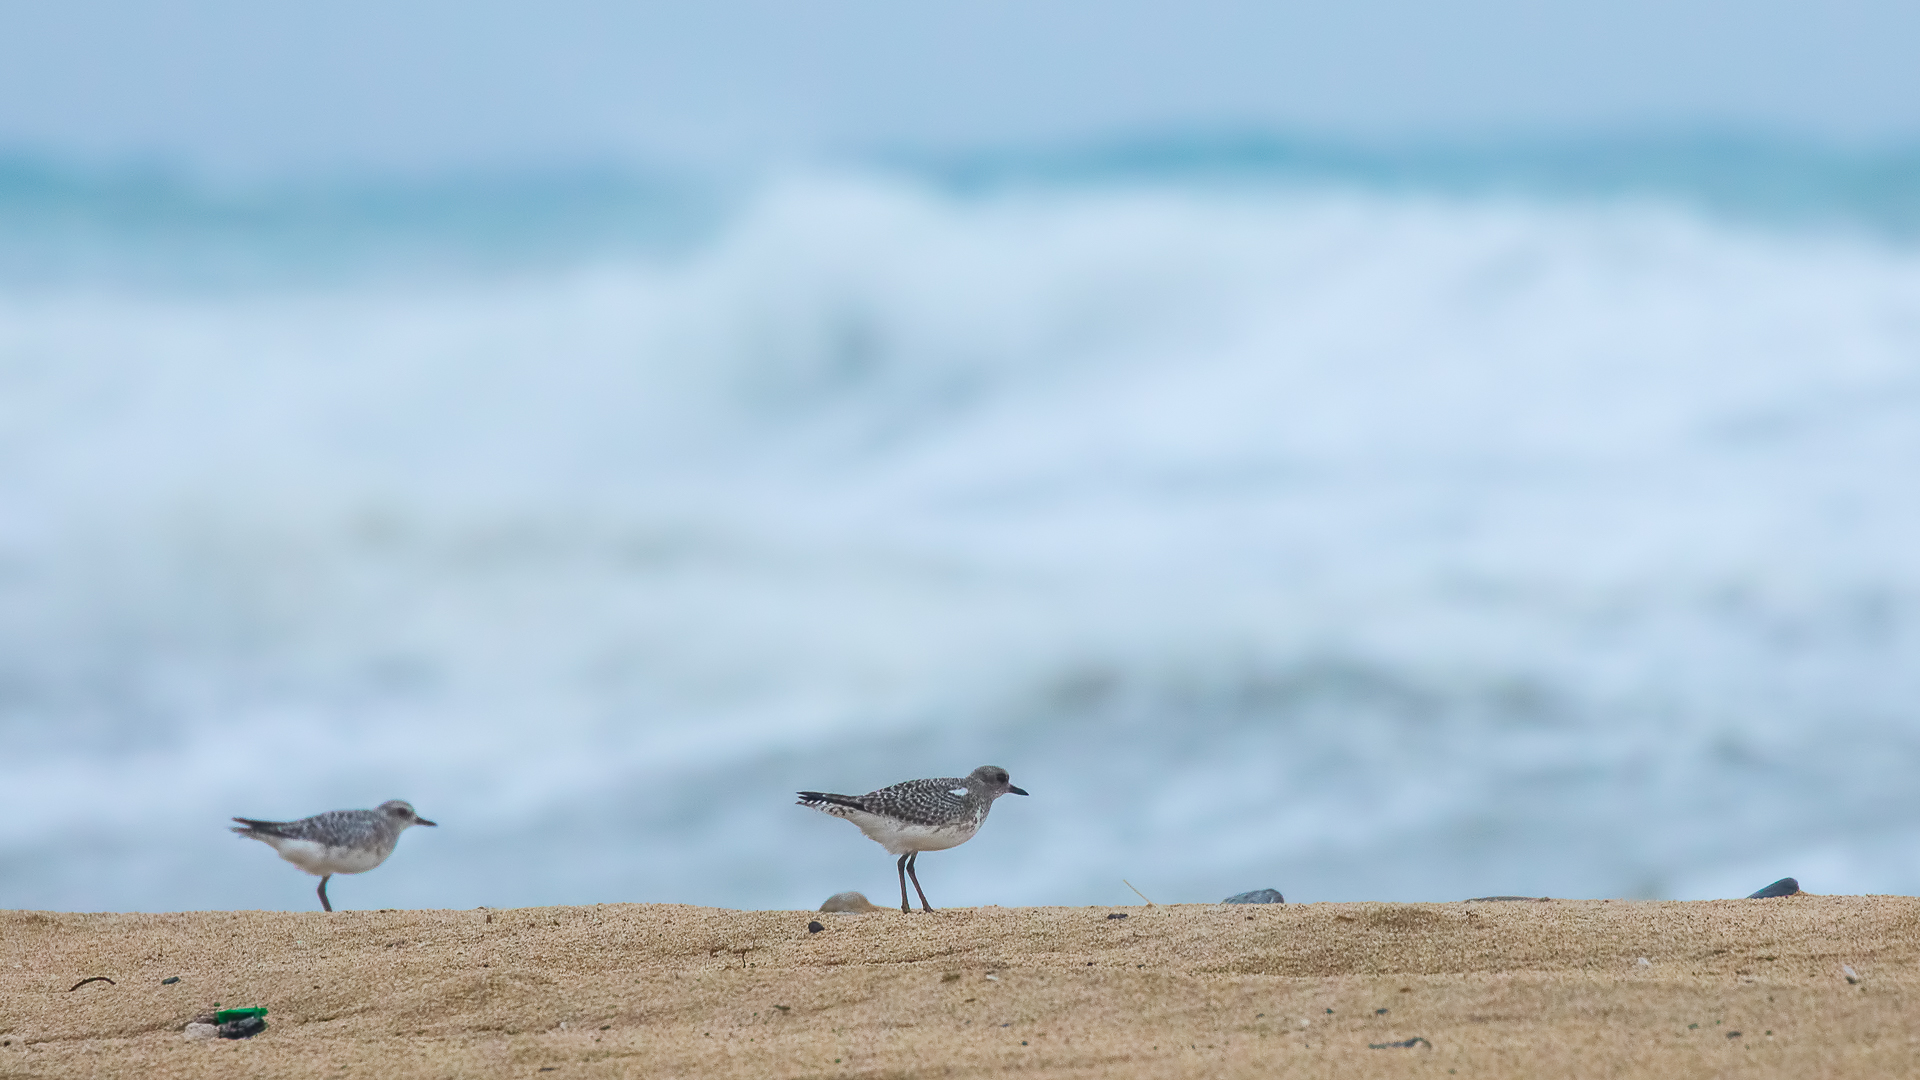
left=3, top=138, right=1919, bottom=911
left=0, top=158, right=723, bottom=287
left=916, top=133, right=1920, bottom=239
left=7, top=133, right=1920, bottom=288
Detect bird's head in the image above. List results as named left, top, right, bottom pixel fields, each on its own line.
left=380, top=800, right=438, bottom=828
left=968, top=765, right=1029, bottom=798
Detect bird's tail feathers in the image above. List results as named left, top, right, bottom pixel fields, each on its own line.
left=231, top=817, right=289, bottom=838
left=796, top=791, right=865, bottom=812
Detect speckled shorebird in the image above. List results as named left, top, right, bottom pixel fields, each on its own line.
left=798, top=766, right=1028, bottom=913
left=231, top=800, right=436, bottom=911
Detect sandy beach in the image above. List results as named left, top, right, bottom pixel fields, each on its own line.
left=3, top=896, right=1915, bottom=1078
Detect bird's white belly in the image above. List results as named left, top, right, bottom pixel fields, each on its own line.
left=850, top=814, right=978, bottom=855
left=266, top=837, right=389, bottom=876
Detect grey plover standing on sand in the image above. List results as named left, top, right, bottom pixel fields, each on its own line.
left=231, top=800, right=436, bottom=911
left=798, top=765, right=1028, bottom=913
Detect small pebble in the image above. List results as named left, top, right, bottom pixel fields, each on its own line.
left=1637, top=958, right=1652, bottom=968
left=217, top=1016, right=266, bottom=1040
left=819, top=891, right=883, bottom=914
left=1842, top=965, right=1861, bottom=984
left=1106, top=913, right=1128, bottom=920
left=1222, top=888, right=1285, bottom=904
left=806, top=921, right=825, bottom=934
left=1747, top=877, right=1800, bottom=899
left=183, top=1023, right=218, bottom=1042
left=161, top=976, right=181, bottom=985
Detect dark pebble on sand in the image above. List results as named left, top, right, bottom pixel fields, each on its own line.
left=218, top=1016, right=267, bottom=1040
left=806, top=921, right=825, bottom=934
left=162, top=977, right=181, bottom=985
left=1106, top=913, right=1128, bottom=920
left=1222, top=888, right=1285, bottom=904
left=1369, top=1037, right=1431, bottom=1049
left=1747, top=877, right=1800, bottom=899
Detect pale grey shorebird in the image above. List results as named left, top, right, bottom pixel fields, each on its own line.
left=798, top=765, right=1028, bottom=913
left=231, top=800, right=436, bottom=912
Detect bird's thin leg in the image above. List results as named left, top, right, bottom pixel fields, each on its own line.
left=317, top=875, right=333, bottom=913
left=906, top=852, right=934, bottom=912
left=896, top=854, right=911, bottom=914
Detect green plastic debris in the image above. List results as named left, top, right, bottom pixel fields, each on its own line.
left=214, top=1008, right=268, bottom=1023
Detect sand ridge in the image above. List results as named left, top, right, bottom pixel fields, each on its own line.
left=4, top=896, right=1917, bottom=1077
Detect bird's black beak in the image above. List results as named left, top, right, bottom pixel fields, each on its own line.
left=416, top=818, right=438, bottom=827
left=1008, top=786, right=1029, bottom=796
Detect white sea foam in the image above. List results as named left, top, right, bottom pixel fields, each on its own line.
left=2, top=168, right=1919, bottom=910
